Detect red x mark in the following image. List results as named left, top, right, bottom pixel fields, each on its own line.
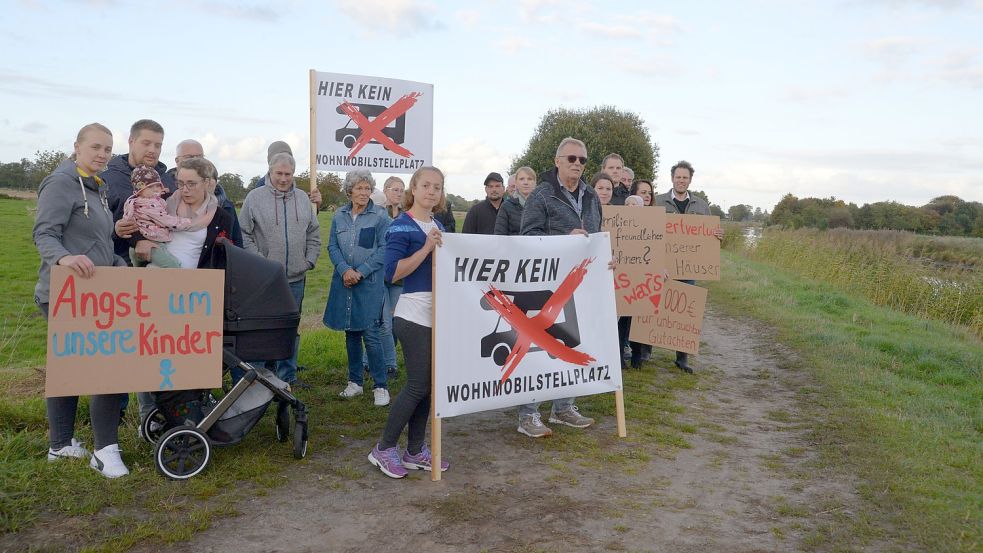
left=337, top=92, right=421, bottom=159
left=483, top=258, right=597, bottom=384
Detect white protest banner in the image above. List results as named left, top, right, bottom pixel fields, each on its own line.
left=310, top=70, right=433, bottom=174
left=628, top=279, right=707, bottom=355
left=434, top=234, right=622, bottom=419
left=45, top=267, right=224, bottom=397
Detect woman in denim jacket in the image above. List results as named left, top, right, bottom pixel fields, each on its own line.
left=323, top=169, right=392, bottom=406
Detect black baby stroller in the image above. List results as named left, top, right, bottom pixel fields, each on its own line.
left=140, top=238, right=309, bottom=480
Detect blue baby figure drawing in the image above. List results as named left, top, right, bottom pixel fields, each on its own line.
left=159, top=359, right=175, bottom=390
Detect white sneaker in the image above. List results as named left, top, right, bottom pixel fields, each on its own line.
left=373, top=388, right=391, bottom=406
left=339, top=381, right=363, bottom=399
left=89, top=444, right=129, bottom=478
left=47, top=438, right=90, bottom=461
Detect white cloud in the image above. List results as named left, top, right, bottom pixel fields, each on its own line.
left=781, top=86, right=850, bottom=102
left=497, top=33, right=534, bottom=55
left=454, top=8, right=480, bottom=28
left=931, top=47, right=983, bottom=87
left=618, top=12, right=681, bottom=35
left=182, top=0, right=280, bottom=21
left=518, top=0, right=560, bottom=24
left=577, top=22, right=641, bottom=39
left=435, top=138, right=512, bottom=200
left=21, top=121, right=46, bottom=133
left=336, top=0, right=443, bottom=33
left=863, top=36, right=924, bottom=64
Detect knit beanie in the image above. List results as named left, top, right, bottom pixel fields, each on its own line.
left=131, top=165, right=163, bottom=191
left=267, top=141, right=293, bottom=164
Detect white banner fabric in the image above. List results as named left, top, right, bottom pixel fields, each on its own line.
left=434, top=233, right=622, bottom=418
left=312, top=71, right=433, bottom=173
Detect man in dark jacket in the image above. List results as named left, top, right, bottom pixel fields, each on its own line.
left=165, top=139, right=243, bottom=247
left=602, top=153, right=629, bottom=206
left=653, top=160, right=723, bottom=374
left=462, top=172, right=504, bottom=234
left=103, top=119, right=175, bottom=262
left=515, top=137, right=598, bottom=438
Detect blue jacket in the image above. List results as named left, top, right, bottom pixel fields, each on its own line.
left=323, top=200, right=391, bottom=331
left=384, top=211, right=444, bottom=294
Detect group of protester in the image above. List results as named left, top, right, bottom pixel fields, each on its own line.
left=34, top=119, right=716, bottom=481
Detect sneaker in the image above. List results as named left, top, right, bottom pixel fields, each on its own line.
left=517, top=413, right=553, bottom=438
left=339, top=381, right=363, bottom=398
left=373, top=388, right=391, bottom=406
left=47, top=438, right=90, bottom=461
left=368, top=444, right=407, bottom=479
left=401, top=444, right=449, bottom=472
left=549, top=406, right=594, bottom=428
left=89, top=444, right=129, bottom=478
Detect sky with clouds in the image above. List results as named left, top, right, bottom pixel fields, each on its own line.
left=2, top=0, right=981, bottom=211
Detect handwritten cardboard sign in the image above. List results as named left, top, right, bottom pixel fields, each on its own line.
left=45, top=266, right=224, bottom=397
left=628, top=279, right=707, bottom=355
left=602, top=205, right=667, bottom=315
left=663, top=214, right=721, bottom=281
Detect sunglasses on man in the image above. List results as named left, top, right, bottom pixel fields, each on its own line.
left=561, top=155, right=588, bottom=165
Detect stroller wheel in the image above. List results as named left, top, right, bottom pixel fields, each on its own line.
left=140, top=408, right=168, bottom=444
left=293, top=420, right=308, bottom=459
left=275, top=401, right=290, bottom=443
left=154, top=426, right=211, bottom=480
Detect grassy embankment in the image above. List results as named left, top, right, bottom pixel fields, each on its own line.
left=0, top=197, right=695, bottom=551
left=711, top=226, right=982, bottom=552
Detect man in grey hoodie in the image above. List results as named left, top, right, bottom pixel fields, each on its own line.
left=239, top=152, right=321, bottom=385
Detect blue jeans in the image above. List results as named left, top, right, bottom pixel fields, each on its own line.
left=347, top=325, right=387, bottom=389
left=362, top=282, right=401, bottom=369
left=240, top=277, right=305, bottom=385
left=518, top=397, right=575, bottom=420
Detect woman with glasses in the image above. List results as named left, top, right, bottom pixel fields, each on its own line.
left=33, top=123, right=130, bottom=478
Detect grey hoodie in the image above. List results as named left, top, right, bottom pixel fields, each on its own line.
left=34, top=159, right=127, bottom=304
left=239, top=181, right=321, bottom=282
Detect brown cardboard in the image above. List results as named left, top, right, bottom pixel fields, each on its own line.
left=45, top=266, right=225, bottom=397
left=602, top=205, right=667, bottom=315
left=628, top=279, right=707, bottom=355
left=663, top=213, right=721, bottom=280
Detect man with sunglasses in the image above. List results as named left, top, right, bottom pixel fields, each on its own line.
left=462, top=172, right=505, bottom=234
left=514, top=137, right=599, bottom=438
left=164, top=139, right=243, bottom=247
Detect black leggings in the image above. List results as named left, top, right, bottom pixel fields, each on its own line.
left=39, top=302, right=123, bottom=449
left=379, top=317, right=430, bottom=455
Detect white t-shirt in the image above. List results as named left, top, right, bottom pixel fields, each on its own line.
left=392, top=217, right=438, bottom=328
left=152, top=228, right=206, bottom=269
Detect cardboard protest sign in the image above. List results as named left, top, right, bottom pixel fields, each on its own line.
left=434, top=234, right=622, bottom=418
left=602, top=205, right=667, bottom=316
left=628, top=279, right=707, bottom=355
left=663, top=214, right=721, bottom=280
left=312, top=71, right=433, bottom=173
left=45, top=267, right=224, bottom=397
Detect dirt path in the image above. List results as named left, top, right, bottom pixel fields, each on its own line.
left=142, top=310, right=872, bottom=553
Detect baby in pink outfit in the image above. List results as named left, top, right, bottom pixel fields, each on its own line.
left=122, top=165, right=210, bottom=267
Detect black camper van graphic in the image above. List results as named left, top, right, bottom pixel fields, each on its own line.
left=335, top=103, right=406, bottom=149
left=479, top=289, right=581, bottom=367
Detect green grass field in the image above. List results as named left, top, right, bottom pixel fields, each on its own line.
left=0, top=197, right=697, bottom=549
left=2, top=197, right=980, bottom=551
left=708, top=248, right=982, bottom=552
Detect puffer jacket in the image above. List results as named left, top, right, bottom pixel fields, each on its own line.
left=520, top=168, right=601, bottom=235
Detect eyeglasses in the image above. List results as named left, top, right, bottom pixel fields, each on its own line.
left=177, top=179, right=203, bottom=189
left=562, top=155, right=588, bottom=165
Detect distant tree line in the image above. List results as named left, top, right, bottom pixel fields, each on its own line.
left=768, top=194, right=983, bottom=237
